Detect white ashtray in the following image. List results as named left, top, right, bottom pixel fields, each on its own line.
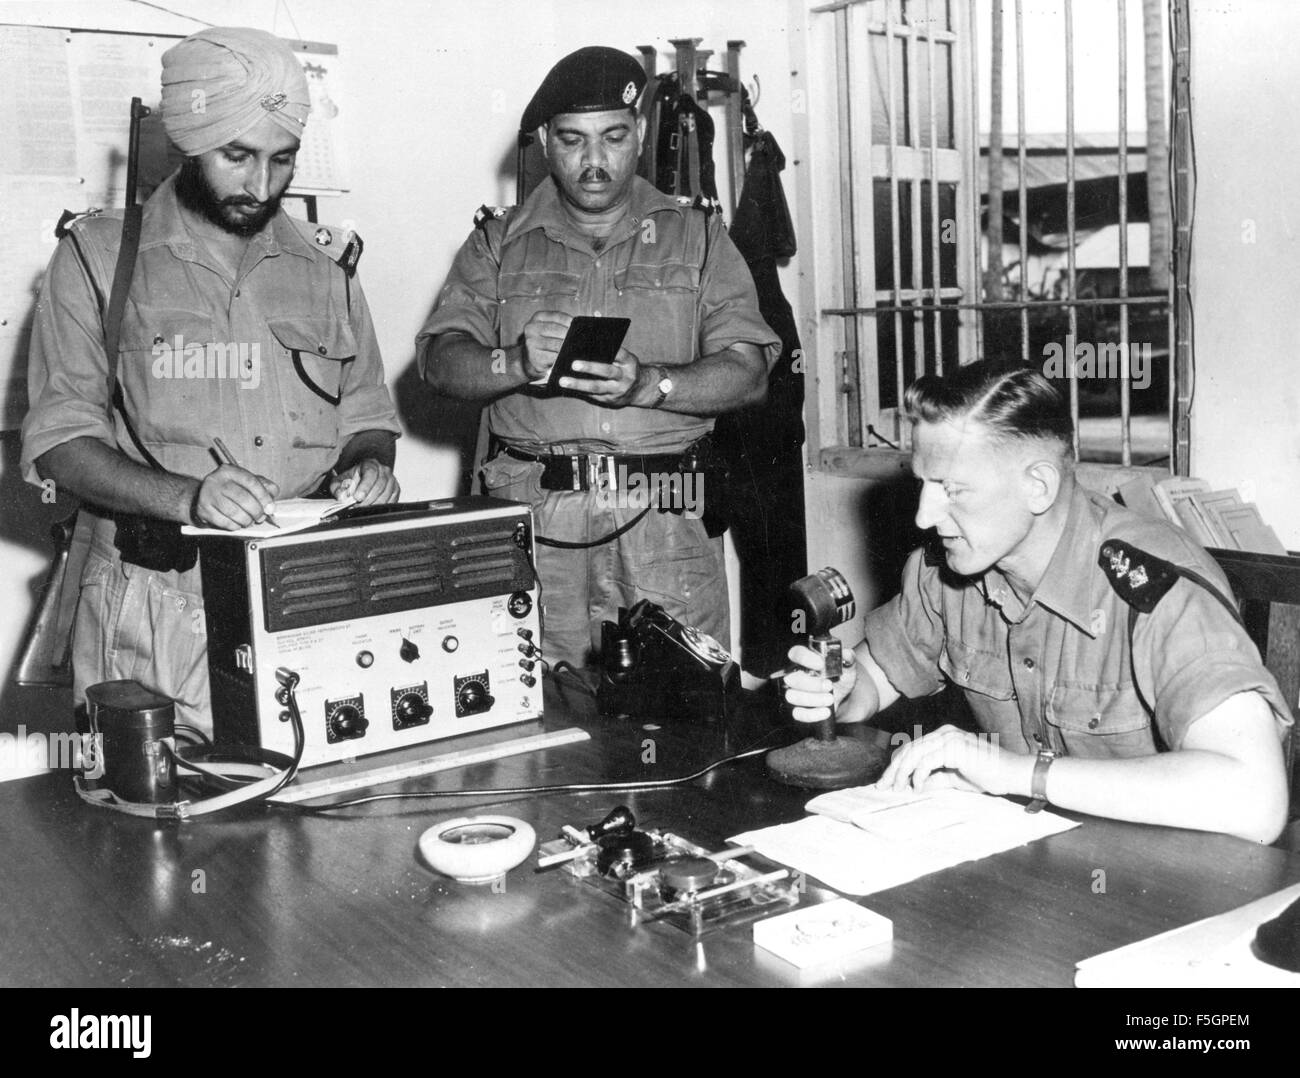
left=418, top=815, right=537, bottom=884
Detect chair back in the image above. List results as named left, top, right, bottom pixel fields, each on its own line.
left=1208, top=547, right=1300, bottom=825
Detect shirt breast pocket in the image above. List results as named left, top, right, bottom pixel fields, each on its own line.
left=614, top=261, right=698, bottom=366
left=498, top=269, right=582, bottom=346
left=938, top=637, right=1015, bottom=701
left=118, top=305, right=218, bottom=447
left=268, top=318, right=357, bottom=448
left=1046, top=683, right=1155, bottom=757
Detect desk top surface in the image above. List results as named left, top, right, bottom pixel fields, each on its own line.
left=2, top=680, right=1297, bottom=988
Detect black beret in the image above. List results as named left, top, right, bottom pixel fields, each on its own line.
left=520, top=46, right=646, bottom=132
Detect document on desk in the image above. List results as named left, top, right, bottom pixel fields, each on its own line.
left=1075, top=882, right=1300, bottom=987
left=729, top=785, right=1078, bottom=897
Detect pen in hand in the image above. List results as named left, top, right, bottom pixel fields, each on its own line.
left=211, top=437, right=280, bottom=528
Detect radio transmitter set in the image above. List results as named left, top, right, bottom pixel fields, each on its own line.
left=196, top=497, right=543, bottom=768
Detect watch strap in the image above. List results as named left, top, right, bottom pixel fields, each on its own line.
left=649, top=366, right=670, bottom=408
left=1026, top=749, right=1056, bottom=813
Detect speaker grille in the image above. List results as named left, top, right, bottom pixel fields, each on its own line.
left=261, top=517, right=533, bottom=632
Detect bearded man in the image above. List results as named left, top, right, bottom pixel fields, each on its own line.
left=22, top=27, right=401, bottom=732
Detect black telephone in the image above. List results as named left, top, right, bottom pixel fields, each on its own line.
left=597, top=600, right=739, bottom=723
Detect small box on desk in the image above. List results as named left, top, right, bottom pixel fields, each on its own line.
left=753, top=899, right=893, bottom=968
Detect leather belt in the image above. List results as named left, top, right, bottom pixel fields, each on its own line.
left=499, top=444, right=693, bottom=493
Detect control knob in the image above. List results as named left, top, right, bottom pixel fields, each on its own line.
left=328, top=704, right=368, bottom=741
left=395, top=692, right=433, bottom=727
left=455, top=681, right=495, bottom=716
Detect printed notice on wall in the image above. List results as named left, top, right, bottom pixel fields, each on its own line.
left=292, top=43, right=346, bottom=192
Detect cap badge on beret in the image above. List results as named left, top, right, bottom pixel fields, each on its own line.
left=520, top=46, right=647, bottom=132
left=260, top=91, right=288, bottom=113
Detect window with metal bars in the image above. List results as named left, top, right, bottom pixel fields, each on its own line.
left=814, top=0, right=1186, bottom=471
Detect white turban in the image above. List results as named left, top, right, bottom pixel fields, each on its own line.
left=160, top=27, right=310, bottom=156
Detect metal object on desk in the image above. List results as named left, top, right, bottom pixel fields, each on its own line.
left=82, top=680, right=177, bottom=804
left=537, top=812, right=798, bottom=938
left=597, top=600, right=739, bottom=722
left=197, top=496, right=544, bottom=768
left=767, top=567, right=875, bottom=789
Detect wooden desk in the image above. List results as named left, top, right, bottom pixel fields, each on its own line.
left=1, top=679, right=1297, bottom=988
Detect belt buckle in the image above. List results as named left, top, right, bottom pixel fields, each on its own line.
left=584, top=454, right=611, bottom=492
left=570, top=454, right=583, bottom=492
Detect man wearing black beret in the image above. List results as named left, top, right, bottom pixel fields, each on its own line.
left=418, top=46, right=779, bottom=668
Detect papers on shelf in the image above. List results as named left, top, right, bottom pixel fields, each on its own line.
left=730, top=784, right=1078, bottom=897
left=1075, top=882, right=1300, bottom=987
left=180, top=497, right=354, bottom=538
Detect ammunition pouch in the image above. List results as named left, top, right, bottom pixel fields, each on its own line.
left=113, top=513, right=198, bottom=574
left=680, top=435, right=730, bottom=538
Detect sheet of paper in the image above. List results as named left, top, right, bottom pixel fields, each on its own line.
left=1076, top=882, right=1300, bottom=987
left=181, top=497, right=354, bottom=538
left=731, top=785, right=1079, bottom=897
left=0, top=26, right=78, bottom=176
left=292, top=47, right=348, bottom=192
left=67, top=31, right=165, bottom=202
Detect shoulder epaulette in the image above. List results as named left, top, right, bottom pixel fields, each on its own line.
left=291, top=218, right=363, bottom=277
left=55, top=207, right=105, bottom=241
left=474, top=204, right=510, bottom=232
left=1098, top=539, right=1180, bottom=614
left=671, top=193, right=721, bottom=217
left=692, top=193, right=722, bottom=216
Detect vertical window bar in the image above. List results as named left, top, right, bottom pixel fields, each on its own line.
left=851, top=3, right=878, bottom=439
left=1015, top=0, right=1029, bottom=364
left=907, top=11, right=927, bottom=385
left=986, top=0, right=1005, bottom=308
left=836, top=6, right=865, bottom=446
left=926, top=0, right=944, bottom=371
left=884, top=0, right=906, bottom=439
left=1171, top=0, right=1191, bottom=474
left=1117, top=0, right=1132, bottom=466
left=966, top=0, right=983, bottom=361
left=1064, top=0, right=1080, bottom=460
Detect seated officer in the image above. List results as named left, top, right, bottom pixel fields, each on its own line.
left=784, top=361, right=1292, bottom=843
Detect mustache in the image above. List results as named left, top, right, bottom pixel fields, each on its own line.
left=578, top=168, right=612, bottom=183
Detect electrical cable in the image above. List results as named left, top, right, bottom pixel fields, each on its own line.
left=271, top=730, right=789, bottom=815
left=169, top=669, right=305, bottom=811
left=174, top=723, right=212, bottom=748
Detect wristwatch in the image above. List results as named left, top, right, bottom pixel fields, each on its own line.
left=1026, top=749, right=1056, bottom=813
left=649, top=367, right=673, bottom=408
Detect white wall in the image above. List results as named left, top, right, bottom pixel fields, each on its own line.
left=1187, top=0, right=1300, bottom=546
left=0, top=0, right=800, bottom=692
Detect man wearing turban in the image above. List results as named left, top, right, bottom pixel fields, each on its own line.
left=418, top=46, right=779, bottom=669
left=22, top=27, right=402, bottom=735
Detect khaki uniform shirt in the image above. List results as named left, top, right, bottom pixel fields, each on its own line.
left=417, top=175, right=779, bottom=455
left=865, top=485, right=1294, bottom=758
left=22, top=172, right=400, bottom=496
